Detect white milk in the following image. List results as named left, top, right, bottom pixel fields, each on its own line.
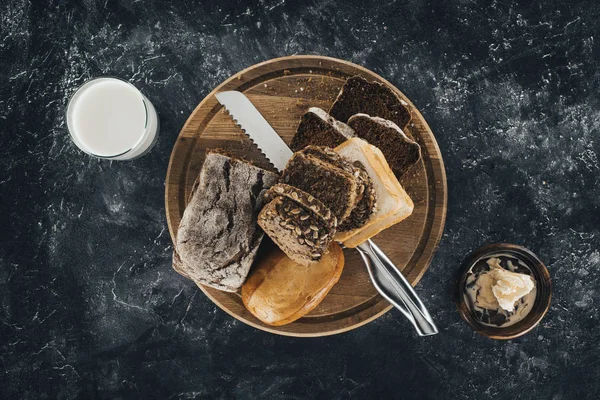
left=66, top=77, right=159, bottom=160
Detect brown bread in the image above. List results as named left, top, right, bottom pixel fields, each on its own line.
left=299, top=146, right=376, bottom=231
left=329, top=76, right=413, bottom=132
left=258, top=184, right=337, bottom=266
left=281, top=149, right=359, bottom=224
left=347, top=114, right=421, bottom=178
left=290, top=107, right=355, bottom=151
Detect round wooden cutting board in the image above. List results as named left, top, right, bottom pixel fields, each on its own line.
left=165, top=55, right=447, bottom=337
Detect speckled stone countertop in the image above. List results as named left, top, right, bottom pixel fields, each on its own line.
left=1, top=0, right=599, bottom=398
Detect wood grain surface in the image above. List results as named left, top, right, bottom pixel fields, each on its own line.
left=165, top=55, right=447, bottom=337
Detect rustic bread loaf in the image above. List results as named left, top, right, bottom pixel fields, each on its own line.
left=258, top=184, right=337, bottom=266
left=329, top=76, right=413, bottom=133
left=174, top=151, right=279, bottom=292
left=241, top=243, right=345, bottom=326
left=347, top=113, right=421, bottom=178
left=290, top=107, right=355, bottom=151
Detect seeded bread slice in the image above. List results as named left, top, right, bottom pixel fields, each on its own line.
left=266, top=183, right=338, bottom=229
left=329, top=76, right=413, bottom=133
left=258, top=185, right=337, bottom=266
left=282, top=150, right=359, bottom=224
left=348, top=114, right=421, bottom=178
left=290, top=107, right=355, bottom=151
left=301, top=145, right=352, bottom=170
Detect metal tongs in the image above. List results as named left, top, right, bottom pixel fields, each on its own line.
left=356, top=240, right=438, bottom=336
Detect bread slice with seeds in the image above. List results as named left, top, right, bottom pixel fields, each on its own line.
left=298, top=146, right=377, bottom=232
left=329, top=76, right=413, bottom=132
left=338, top=161, right=377, bottom=232
left=264, top=183, right=337, bottom=226
left=258, top=184, right=337, bottom=266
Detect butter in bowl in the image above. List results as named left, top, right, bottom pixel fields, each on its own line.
left=455, top=243, right=552, bottom=339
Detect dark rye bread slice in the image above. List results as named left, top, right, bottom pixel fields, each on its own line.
left=299, top=146, right=376, bottom=231
left=329, top=76, right=413, bottom=134
left=281, top=150, right=359, bottom=224
left=174, top=151, right=279, bottom=292
left=347, top=114, right=421, bottom=178
left=259, top=184, right=337, bottom=266
left=290, top=107, right=355, bottom=151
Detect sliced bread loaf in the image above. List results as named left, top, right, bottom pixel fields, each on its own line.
left=329, top=76, right=413, bottom=132
left=265, top=183, right=337, bottom=229
left=300, top=146, right=376, bottom=230
left=334, top=138, right=414, bottom=247
left=290, top=107, right=355, bottom=151
left=347, top=114, right=421, bottom=178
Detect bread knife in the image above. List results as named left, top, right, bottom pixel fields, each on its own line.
left=215, top=90, right=438, bottom=336
left=215, top=91, right=293, bottom=172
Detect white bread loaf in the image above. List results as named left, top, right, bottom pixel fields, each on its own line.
left=334, top=138, right=414, bottom=248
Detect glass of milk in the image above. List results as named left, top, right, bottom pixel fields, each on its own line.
left=66, top=77, right=159, bottom=160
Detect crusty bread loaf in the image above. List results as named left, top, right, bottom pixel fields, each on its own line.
left=241, top=243, right=345, bottom=326
left=290, top=107, right=355, bottom=151
left=258, top=184, right=337, bottom=266
left=174, top=151, right=278, bottom=292
left=334, top=138, right=414, bottom=247
left=347, top=114, right=421, bottom=178
left=329, top=76, right=413, bottom=133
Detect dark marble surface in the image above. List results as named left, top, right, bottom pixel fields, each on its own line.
left=1, top=0, right=599, bottom=398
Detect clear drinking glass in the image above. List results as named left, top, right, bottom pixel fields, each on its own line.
left=66, top=77, right=159, bottom=160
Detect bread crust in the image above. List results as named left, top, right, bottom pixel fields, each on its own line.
left=334, top=138, right=414, bottom=247
left=241, top=243, right=345, bottom=326
left=290, top=107, right=355, bottom=151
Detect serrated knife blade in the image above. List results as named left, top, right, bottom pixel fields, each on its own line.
left=215, top=91, right=293, bottom=171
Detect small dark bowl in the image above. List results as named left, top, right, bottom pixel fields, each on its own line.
left=455, top=243, right=552, bottom=340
